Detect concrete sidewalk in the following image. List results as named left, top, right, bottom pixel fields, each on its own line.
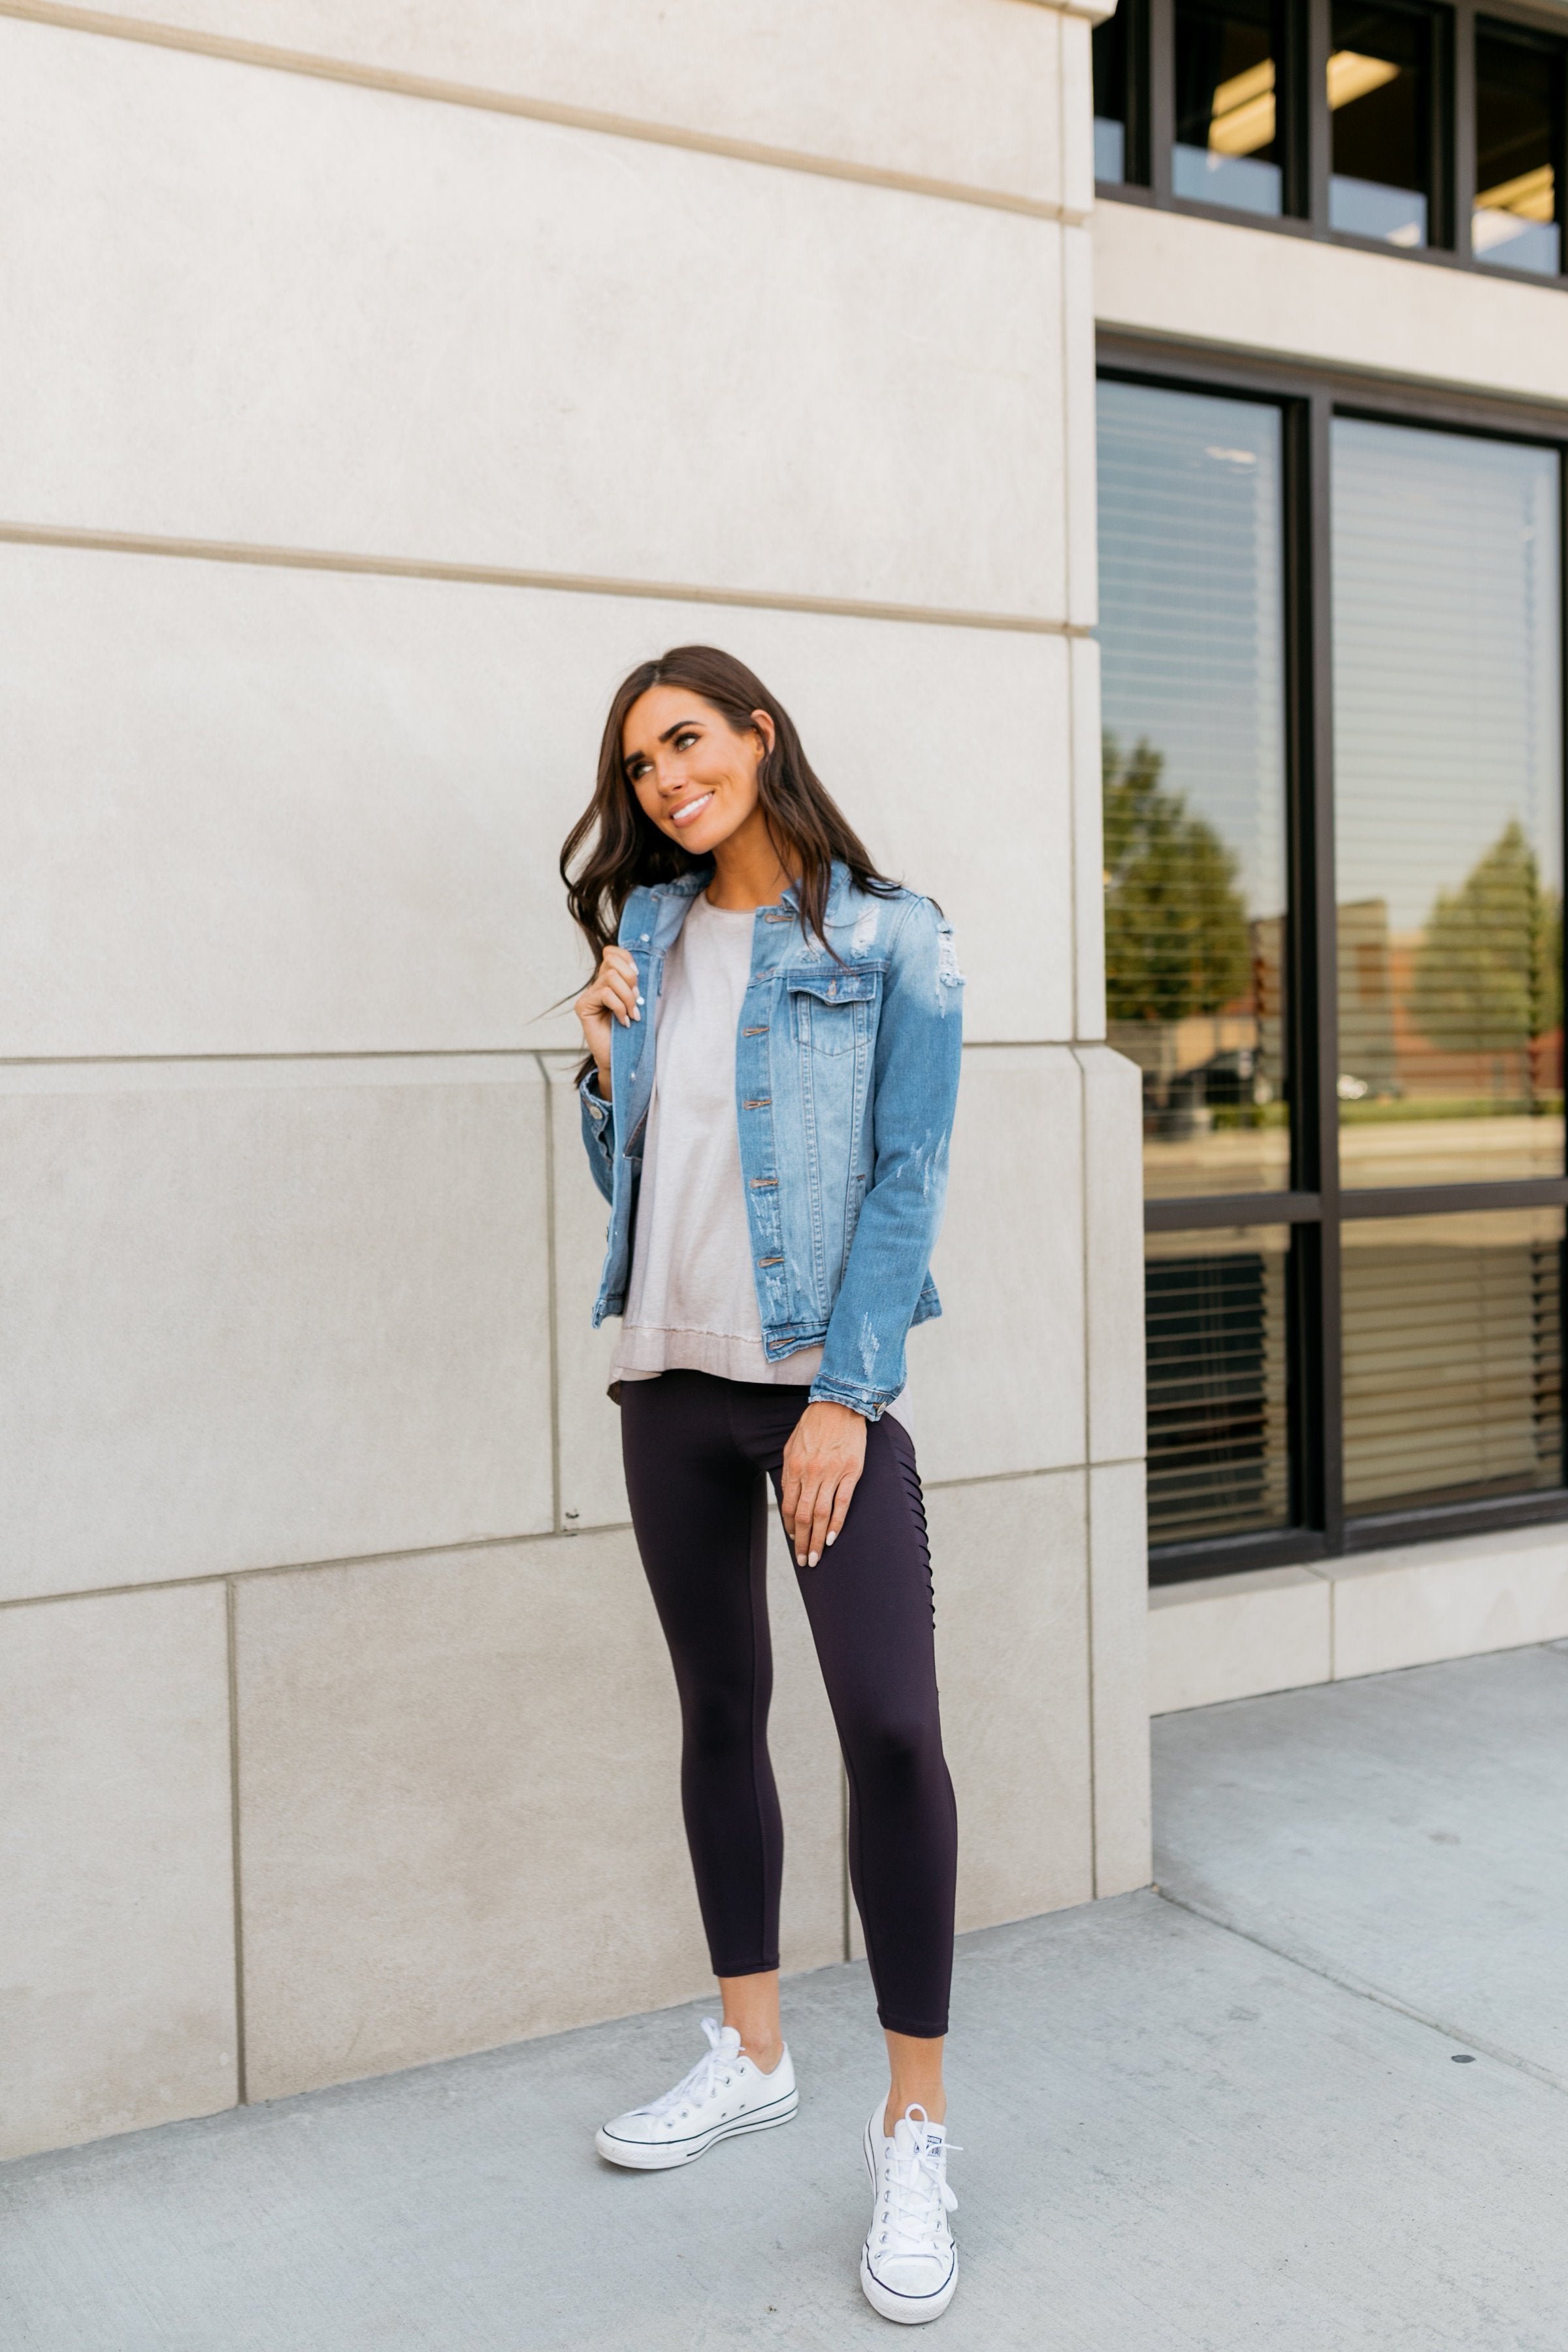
left=5, top=1642, right=1568, bottom=2350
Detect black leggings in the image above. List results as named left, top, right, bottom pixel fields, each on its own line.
left=620, top=1370, right=957, bottom=2040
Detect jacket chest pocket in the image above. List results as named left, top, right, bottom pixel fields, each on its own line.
left=789, top=968, right=880, bottom=1056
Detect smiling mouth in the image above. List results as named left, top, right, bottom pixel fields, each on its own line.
left=669, top=792, right=715, bottom=828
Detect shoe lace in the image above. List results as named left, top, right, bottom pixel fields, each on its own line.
left=641, top=2018, right=738, bottom=2119
left=884, top=2106, right=959, bottom=2250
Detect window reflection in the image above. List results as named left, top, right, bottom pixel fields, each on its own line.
left=1329, top=1, right=1430, bottom=246
left=1332, top=421, right=1563, bottom=1188
left=1343, top=1208, right=1564, bottom=1512
left=1146, top=1226, right=1292, bottom=1540
left=1097, top=381, right=1290, bottom=1200
left=1174, top=0, right=1283, bottom=216
left=1093, top=5, right=1130, bottom=182
left=1475, top=25, right=1563, bottom=277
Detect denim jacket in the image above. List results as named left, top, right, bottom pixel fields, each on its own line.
left=578, top=859, right=963, bottom=1419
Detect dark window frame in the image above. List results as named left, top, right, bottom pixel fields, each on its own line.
left=1097, top=336, right=1568, bottom=1582
left=1095, top=0, right=1568, bottom=288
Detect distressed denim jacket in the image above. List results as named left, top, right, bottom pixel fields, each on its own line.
left=578, top=859, right=964, bottom=1419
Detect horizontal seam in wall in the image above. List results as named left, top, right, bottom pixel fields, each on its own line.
left=924, top=1456, right=1141, bottom=1492
left=0, top=1465, right=1141, bottom=1609
left=0, top=0, right=1092, bottom=225
left=0, top=523, right=1089, bottom=639
left=0, top=1529, right=609, bottom=1612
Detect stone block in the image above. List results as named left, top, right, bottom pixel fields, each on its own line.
left=1089, top=1458, right=1152, bottom=1895
left=0, top=548, right=1073, bottom=1058
left=906, top=1047, right=1085, bottom=1484
left=0, top=1060, right=551, bottom=1601
left=0, top=18, right=1069, bottom=619
left=235, top=1522, right=843, bottom=2100
left=1077, top=1043, right=1145, bottom=1464
left=1326, top=1524, right=1568, bottom=1682
left=1148, top=1565, right=1332, bottom=1715
left=75, top=0, right=1070, bottom=208
left=0, top=1584, right=235, bottom=2159
left=932, top=1471, right=1095, bottom=1932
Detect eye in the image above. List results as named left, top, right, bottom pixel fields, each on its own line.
left=674, top=730, right=698, bottom=751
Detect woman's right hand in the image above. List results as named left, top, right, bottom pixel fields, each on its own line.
left=575, top=945, right=642, bottom=1098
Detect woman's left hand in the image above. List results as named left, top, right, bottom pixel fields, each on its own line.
left=781, top=1400, right=867, bottom=1567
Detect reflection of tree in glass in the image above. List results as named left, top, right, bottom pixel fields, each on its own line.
left=1410, top=821, right=1562, bottom=1053
left=1103, top=734, right=1251, bottom=1024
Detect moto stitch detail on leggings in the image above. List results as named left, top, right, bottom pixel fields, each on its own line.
left=619, top=1369, right=957, bottom=2039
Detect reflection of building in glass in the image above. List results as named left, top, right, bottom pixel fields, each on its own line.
left=1342, top=1213, right=1563, bottom=1511
left=1337, top=898, right=1397, bottom=1097
left=1145, top=1228, right=1290, bottom=1541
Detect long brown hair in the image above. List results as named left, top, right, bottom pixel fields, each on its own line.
left=560, top=645, right=898, bottom=973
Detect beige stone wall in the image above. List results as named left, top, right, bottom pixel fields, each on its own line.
left=0, top=0, right=1148, bottom=2162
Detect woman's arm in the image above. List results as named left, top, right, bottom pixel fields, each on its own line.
left=574, top=943, right=642, bottom=1204
left=811, top=894, right=964, bottom=1418
left=780, top=896, right=962, bottom=1566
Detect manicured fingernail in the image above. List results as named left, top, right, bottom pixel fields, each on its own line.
left=795, top=1554, right=805, bottom=1567
left=825, top=1531, right=836, bottom=1547
left=636, top=991, right=644, bottom=1004
left=808, top=1551, right=819, bottom=1567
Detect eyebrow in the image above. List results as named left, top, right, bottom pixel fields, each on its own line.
left=623, top=716, right=704, bottom=772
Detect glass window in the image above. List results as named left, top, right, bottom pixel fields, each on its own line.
left=1475, top=25, right=1563, bottom=278
left=1329, top=1, right=1431, bottom=246
left=1174, top=0, right=1284, bottom=216
left=1146, top=1227, right=1293, bottom=1541
left=1097, top=380, right=1290, bottom=1201
left=1094, top=7, right=1130, bottom=183
left=1332, top=421, right=1563, bottom=1189
left=1343, top=1207, right=1564, bottom=1512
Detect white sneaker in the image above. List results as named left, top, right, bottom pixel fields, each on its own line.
left=594, top=2017, right=798, bottom=2170
left=860, top=2103, right=958, bottom=2325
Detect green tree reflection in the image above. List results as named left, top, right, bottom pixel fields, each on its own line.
left=1103, top=735, right=1252, bottom=1025
left=1411, top=820, right=1562, bottom=1054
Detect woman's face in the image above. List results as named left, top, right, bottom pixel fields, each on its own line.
left=621, top=685, right=776, bottom=860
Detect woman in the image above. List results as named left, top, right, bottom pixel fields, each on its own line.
left=563, top=645, right=964, bottom=2326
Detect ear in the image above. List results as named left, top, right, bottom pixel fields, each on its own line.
left=749, top=707, right=776, bottom=762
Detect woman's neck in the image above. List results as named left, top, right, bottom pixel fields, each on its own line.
left=705, top=811, right=797, bottom=911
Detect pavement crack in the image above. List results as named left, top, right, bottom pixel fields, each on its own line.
left=1153, top=1882, right=1568, bottom=2098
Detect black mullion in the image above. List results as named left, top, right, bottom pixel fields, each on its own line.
left=1431, top=0, right=1459, bottom=248
left=1281, top=0, right=1315, bottom=218
left=1346, top=1486, right=1568, bottom=1547
left=1340, top=1176, right=1568, bottom=1215
left=1452, top=0, right=1477, bottom=259
left=1147, top=1177, right=1568, bottom=1229
left=1149, top=0, right=1176, bottom=203
left=1559, top=442, right=1568, bottom=1178
left=1301, top=391, right=1343, bottom=1548
left=1150, top=1527, right=1331, bottom=1584
left=1559, top=440, right=1568, bottom=1484
left=1127, top=0, right=1154, bottom=187
left=1305, top=0, right=1332, bottom=228
left=1099, top=335, right=1568, bottom=464
left=1145, top=1190, right=1322, bottom=1229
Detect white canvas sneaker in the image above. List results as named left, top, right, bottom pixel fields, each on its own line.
left=860, top=2102, right=959, bottom=2325
left=594, top=2017, right=798, bottom=2170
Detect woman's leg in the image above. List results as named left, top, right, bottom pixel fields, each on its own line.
left=620, top=1372, right=786, bottom=2066
left=753, top=1401, right=958, bottom=2123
